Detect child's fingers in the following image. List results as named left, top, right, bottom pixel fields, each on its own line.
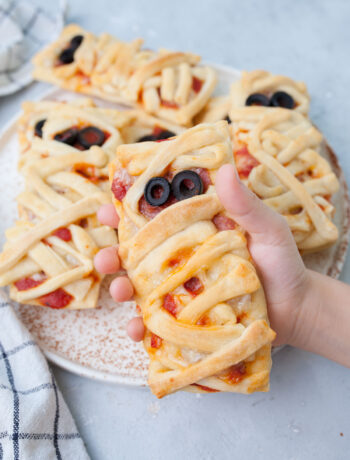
left=109, top=276, right=134, bottom=302
left=127, top=317, right=145, bottom=342
left=97, top=204, right=120, bottom=228
left=216, top=164, right=291, bottom=246
left=94, top=247, right=120, bottom=274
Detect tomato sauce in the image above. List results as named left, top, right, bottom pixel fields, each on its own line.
left=38, top=288, right=73, bottom=309
left=52, top=227, right=72, bottom=242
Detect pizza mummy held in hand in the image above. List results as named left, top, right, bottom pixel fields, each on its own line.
left=109, top=121, right=275, bottom=398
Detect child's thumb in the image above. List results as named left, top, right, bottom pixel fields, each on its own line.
left=215, top=164, right=291, bottom=246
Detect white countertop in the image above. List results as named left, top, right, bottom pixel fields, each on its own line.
left=1, top=1, right=350, bottom=458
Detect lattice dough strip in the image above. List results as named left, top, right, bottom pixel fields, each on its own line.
left=126, top=52, right=200, bottom=101
left=194, top=95, right=232, bottom=124
left=175, top=63, right=192, bottom=105
left=17, top=191, right=56, bottom=220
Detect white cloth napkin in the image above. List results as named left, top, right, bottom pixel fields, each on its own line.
left=0, top=290, right=90, bottom=460
left=0, top=0, right=66, bottom=96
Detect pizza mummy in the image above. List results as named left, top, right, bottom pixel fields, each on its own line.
left=110, top=121, right=275, bottom=397
left=33, top=24, right=217, bottom=126
left=196, top=69, right=310, bottom=127
left=229, top=107, right=339, bottom=252
left=18, top=99, right=127, bottom=175
left=0, top=100, right=119, bottom=309
left=230, top=70, right=310, bottom=116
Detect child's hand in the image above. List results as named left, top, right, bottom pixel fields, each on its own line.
left=95, top=165, right=350, bottom=369
left=216, top=164, right=309, bottom=346
left=94, top=164, right=309, bottom=346
left=93, top=204, right=144, bottom=342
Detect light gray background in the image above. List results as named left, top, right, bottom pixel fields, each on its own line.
left=1, top=1, right=350, bottom=459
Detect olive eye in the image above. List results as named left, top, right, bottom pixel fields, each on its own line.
left=245, top=93, right=270, bottom=107
left=58, top=35, right=84, bottom=65
left=171, top=170, right=203, bottom=201
left=145, top=177, right=171, bottom=206
left=58, top=48, right=75, bottom=65
left=269, top=91, right=295, bottom=109
left=137, top=134, right=157, bottom=142
left=137, top=130, right=176, bottom=143
left=70, top=35, right=84, bottom=50
left=54, top=127, right=79, bottom=145
left=77, top=126, right=105, bottom=149
left=157, top=130, right=176, bottom=140
left=143, top=170, right=204, bottom=209
left=34, top=119, right=46, bottom=138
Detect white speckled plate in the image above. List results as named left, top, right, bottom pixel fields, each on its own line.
left=0, top=63, right=349, bottom=386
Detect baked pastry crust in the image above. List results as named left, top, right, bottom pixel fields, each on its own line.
left=229, top=107, right=339, bottom=252
left=110, top=121, right=275, bottom=397
left=33, top=24, right=217, bottom=126
left=117, top=108, right=184, bottom=144
left=194, top=95, right=231, bottom=124
left=230, top=70, right=310, bottom=115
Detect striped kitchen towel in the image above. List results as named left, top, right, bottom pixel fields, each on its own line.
left=0, top=0, right=66, bottom=96
left=0, top=290, right=90, bottom=460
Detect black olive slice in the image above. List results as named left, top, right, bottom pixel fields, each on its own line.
left=137, top=129, right=175, bottom=143
left=137, top=134, right=157, bottom=143
left=77, top=126, right=105, bottom=149
left=145, top=177, right=171, bottom=206
left=34, top=119, right=46, bottom=138
left=157, top=130, right=175, bottom=140
left=58, top=47, right=75, bottom=65
left=57, top=35, right=84, bottom=65
left=70, top=35, right=84, bottom=50
left=171, top=170, right=203, bottom=201
left=224, top=115, right=232, bottom=124
left=269, top=91, right=295, bottom=109
left=245, top=93, right=270, bottom=107
left=54, top=127, right=79, bottom=145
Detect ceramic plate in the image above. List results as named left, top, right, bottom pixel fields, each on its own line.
left=0, top=63, right=349, bottom=386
